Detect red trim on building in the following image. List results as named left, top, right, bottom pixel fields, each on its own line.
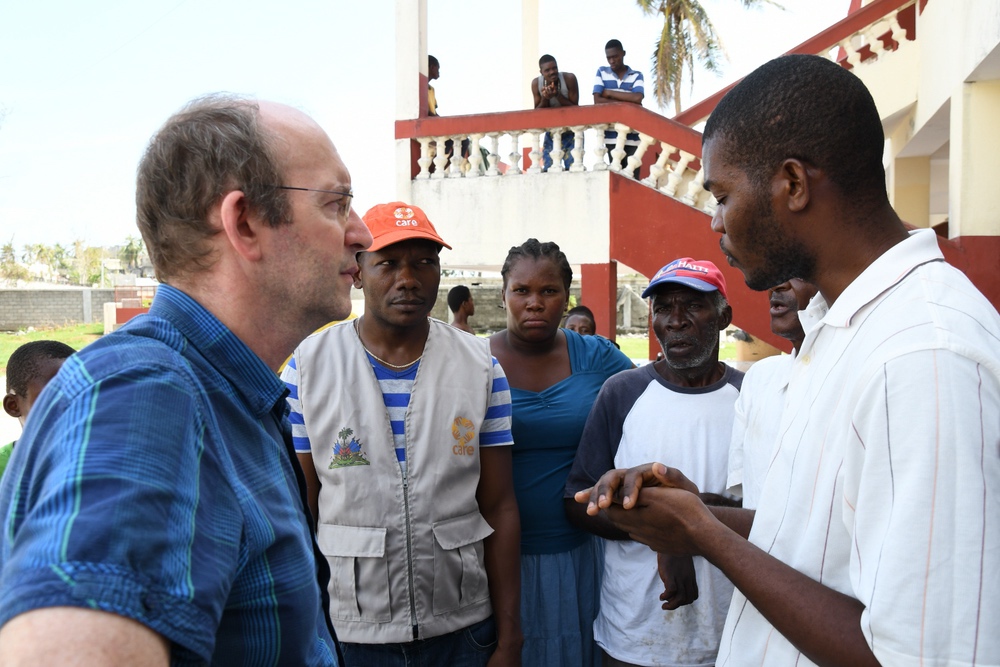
left=396, top=103, right=703, bottom=157
left=673, top=0, right=919, bottom=126
left=937, top=235, right=1000, bottom=310
left=581, top=263, right=617, bottom=340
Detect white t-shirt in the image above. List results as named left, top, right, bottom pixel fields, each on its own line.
left=718, top=229, right=1000, bottom=666
left=567, top=363, right=743, bottom=667
left=726, top=354, right=793, bottom=510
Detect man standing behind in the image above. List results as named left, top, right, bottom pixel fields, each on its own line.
left=565, top=258, right=742, bottom=667
left=448, top=284, right=476, bottom=333
left=532, top=54, right=579, bottom=171
left=727, top=279, right=816, bottom=509
left=283, top=202, right=522, bottom=666
left=593, top=39, right=644, bottom=176
left=428, top=55, right=440, bottom=117
left=2, top=340, right=75, bottom=478
left=0, top=95, right=372, bottom=664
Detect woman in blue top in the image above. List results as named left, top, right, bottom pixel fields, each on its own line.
left=490, top=239, right=633, bottom=666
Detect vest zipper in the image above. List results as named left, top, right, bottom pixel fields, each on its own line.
left=401, top=469, right=419, bottom=640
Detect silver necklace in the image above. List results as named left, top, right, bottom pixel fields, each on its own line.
left=355, top=319, right=422, bottom=369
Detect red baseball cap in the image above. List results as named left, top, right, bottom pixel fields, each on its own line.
left=361, top=202, right=452, bottom=252
left=641, top=257, right=728, bottom=300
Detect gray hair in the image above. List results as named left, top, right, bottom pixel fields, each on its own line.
left=135, top=94, right=291, bottom=282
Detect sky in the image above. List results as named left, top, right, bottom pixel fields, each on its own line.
left=0, top=0, right=851, bottom=250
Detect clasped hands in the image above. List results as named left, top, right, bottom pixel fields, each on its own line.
left=573, top=462, right=717, bottom=609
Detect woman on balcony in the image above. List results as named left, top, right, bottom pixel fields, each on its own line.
left=490, top=239, right=633, bottom=666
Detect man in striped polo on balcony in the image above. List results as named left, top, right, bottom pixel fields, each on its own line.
left=593, top=39, right=644, bottom=178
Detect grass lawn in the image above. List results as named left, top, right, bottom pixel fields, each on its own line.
left=1, top=324, right=103, bottom=374
left=617, top=334, right=737, bottom=362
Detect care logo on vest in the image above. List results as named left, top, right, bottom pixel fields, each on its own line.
left=451, top=417, right=476, bottom=456
left=329, top=426, right=370, bottom=468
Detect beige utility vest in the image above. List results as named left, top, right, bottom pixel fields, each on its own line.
left=294, top=319, right=496, bottom=643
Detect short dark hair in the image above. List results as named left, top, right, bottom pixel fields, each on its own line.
left=605, top=39, right=624, bottom=51
left=566, top=305, right=596, bottom=326
left=135, top=94, right=291, bottom=283
left=501, top=238, right=572, bottom=292
left=6, top=340, right=75, bottom=396
left=703, top=54, right=888, bottom=209
left=447, top=285, right=472, bottom=313
left=428, top=55, right=439, bottom=68
left=539, top=54, right=556, bottom=67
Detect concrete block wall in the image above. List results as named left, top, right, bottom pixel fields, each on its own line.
left=0, top=289, right=117, bottom=331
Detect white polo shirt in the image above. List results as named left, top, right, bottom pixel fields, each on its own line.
left=726, top=353, right=793, bottom=510
left=718, top=229, right=1000, bottom=666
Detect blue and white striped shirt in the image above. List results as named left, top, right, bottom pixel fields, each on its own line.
left=285, top=353, right=514, bottom=474
left=593, top=65, right=645, bottom=144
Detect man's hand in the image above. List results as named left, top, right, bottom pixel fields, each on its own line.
left=658, top=553, right=699, bottom=610
left=487, top=640, right=523, bottom=667
left=573, top=461, right=699, bottom=514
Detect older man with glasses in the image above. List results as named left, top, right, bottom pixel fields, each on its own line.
left=0, top=95, right=372, bottom=665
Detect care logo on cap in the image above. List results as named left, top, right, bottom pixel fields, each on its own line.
left=394, top=207, right=419, bottom=227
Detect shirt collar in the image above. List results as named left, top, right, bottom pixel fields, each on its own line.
left=820, top=228, right=944, bottom=329
left=148, top=284, right=287, bottom=418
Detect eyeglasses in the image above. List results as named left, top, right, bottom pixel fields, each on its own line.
left=265, top=185, right=353, bottom=219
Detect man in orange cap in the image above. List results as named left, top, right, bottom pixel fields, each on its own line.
left=282, top=202, right=523, bottom=667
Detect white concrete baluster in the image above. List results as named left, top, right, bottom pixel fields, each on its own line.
left=664, top=150, right=694, bottom=197
left=701, top=196, right=718, bottom=216
left=646, top=142, right=675, bottom=189
left=840, top=37, right=864, bottom=68
left=416, top=137, right=433, bottom=180
left=448, top=135, right=465, bottom=178
left=526, top=131, right=543, bottom=174
left=681, top=167, right=706, bottom=206
left=550, top=128, right=566, bottom=173
left=888, top=9, right=907, bottom=46
left=432, top=136, right=449, bottom=179
left=467, top=134, right=484, bottom=178
left=569, top=126, right=586, bottom=172
left=864, top=22, right=887, bottom=59
left=592, top=124, right=609, bottom=171
left=626, top=133, right=655, bottom=180
left=485, top=133, right=501, bottom=176
left=507, top=131, right=523, bottom=175
left=609, top=123, right=630, bottom=173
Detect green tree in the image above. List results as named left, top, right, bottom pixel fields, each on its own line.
left=1, top=240, right=28, bottom=283
left=69, top=240, right=106, bottom=286
left=119, top=235, right=144, bottom=272
left=637, top=0, right=779, bottom=115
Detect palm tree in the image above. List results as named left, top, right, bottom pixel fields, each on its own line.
left=119, top=235, right=145, bottom=272
left=636, top=0, right=780, bottom=115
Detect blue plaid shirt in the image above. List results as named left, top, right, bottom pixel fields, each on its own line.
left=0, top=285, right=338, bottom=665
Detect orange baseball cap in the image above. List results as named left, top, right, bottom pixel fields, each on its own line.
left=361, top=202, right=452, bottom=252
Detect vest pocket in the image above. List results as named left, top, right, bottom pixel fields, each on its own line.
left=430, top=511, right=495, bottom=615
left=317, top=524, right=391, bottom=622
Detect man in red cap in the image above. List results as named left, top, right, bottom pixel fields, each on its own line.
left=564, top=257, right=743, bottom=667
left=281, top=202, right=522, bottom=667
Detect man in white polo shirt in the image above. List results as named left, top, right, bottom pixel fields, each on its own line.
left=576, top=54, right=1000, bottom=666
